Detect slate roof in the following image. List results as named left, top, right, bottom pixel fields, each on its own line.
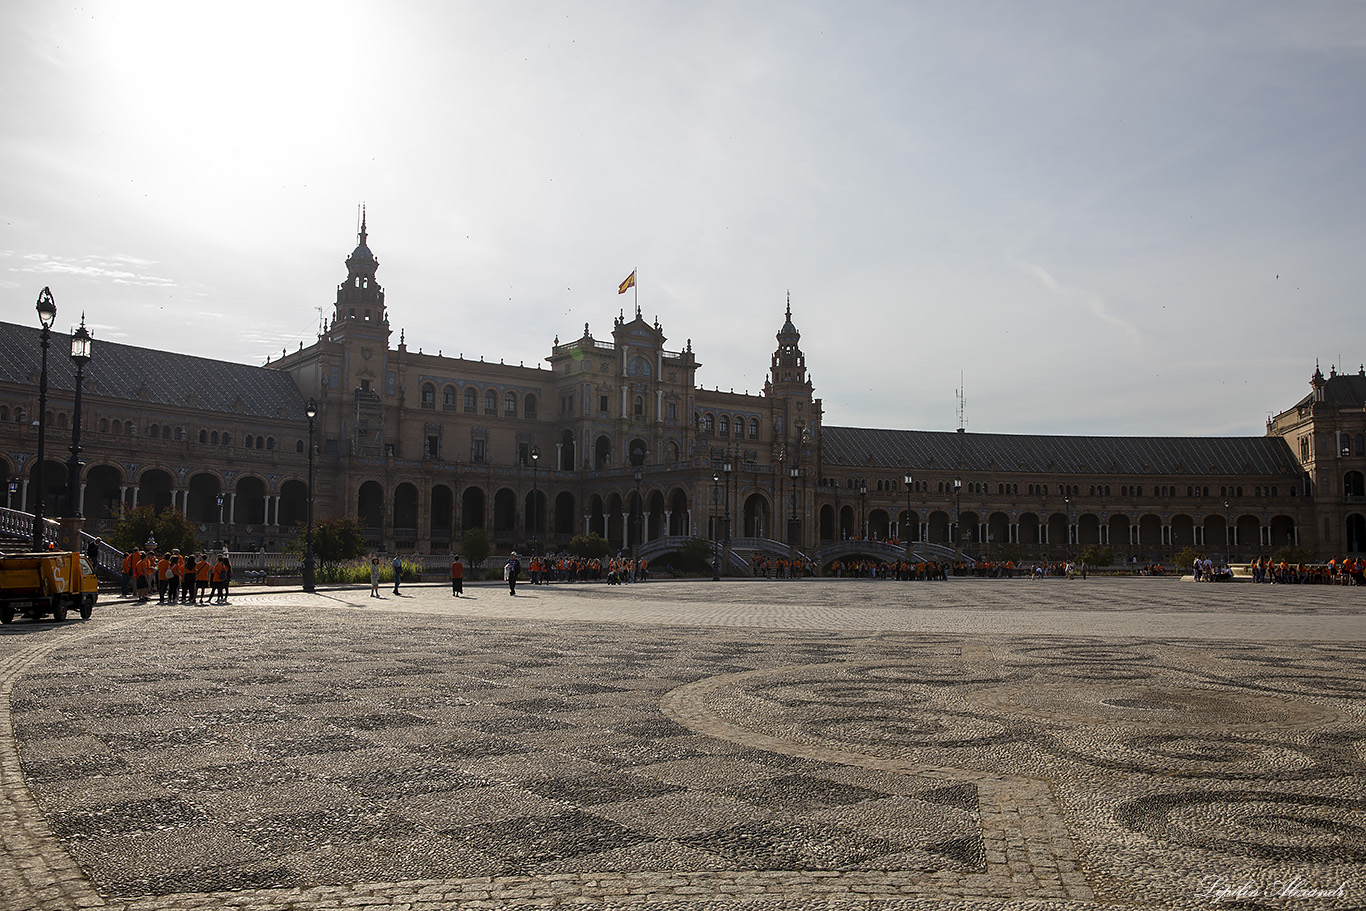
left=0, top=321, right=308, bottom=421
left=821, top=426, right=1302, bottom=478
left=1293, top=372, right=1366, bottom=409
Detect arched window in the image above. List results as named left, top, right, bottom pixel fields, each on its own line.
left=99, top=418, right=109, bottom=433
left=719, top=415, right=730, bottom=436
left=211, top=431, right=219, bottom=444
left=443, top=386, right=457, bottom=410
left=296, top=440, right=304, bottom=453
left=266, top=437, right=276, bottom=451
left=1356, top=433, right=1365, bottom=456
left=484, top=390, right=497, bottom=415
left=749, top=418, right=760, bottom=439
left=504, top=392, right=518, bottom=416
left=464, top=388, right=477, bottom=413
left=0, top=406, right=7, bottom=422
left=222, top=433, right=232, bottom=446
left=524, top=393, right=537, bottom=419
left=125, top=421, right=134, bottom=435
left=150, top=424, right=160, bottom=439
left=15, top=408, right=25, bottom=423
left=634, top=395, right=644, bottom=416
left=703, top=412, right=715, bottom=433
left=198, top=429, right=207, bottom=443
left=421, top=383, right=435, bottom=408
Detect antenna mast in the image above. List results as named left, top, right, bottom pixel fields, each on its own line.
left=955, top=371, right=967, bottom=433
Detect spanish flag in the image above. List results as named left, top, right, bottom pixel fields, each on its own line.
left=618, top=270, right=636, bottom=294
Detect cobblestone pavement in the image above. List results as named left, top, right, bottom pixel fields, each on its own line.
left=2, top=577, right=1364, bottom=910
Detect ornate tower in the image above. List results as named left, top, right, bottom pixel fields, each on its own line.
left=333, top=208, right=386, bottom=326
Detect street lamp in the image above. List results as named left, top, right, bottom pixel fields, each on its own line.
left=904, top=471, right=913, bottom=548
left=7, top=480, right=17, bottom=510
left=1224, top=499, right=1231, bottom=554
left=215, top=493, right=225, bottom=550
left=632, top=466, right=643, bottom=562
left=951, top=477, right=968, bottom=551
left=530, top=445, right=540, bottom=555
left=790, top=464, right=800, bottom=546
left=32, top=287, right=57, bottom=550
left=303, top=398, right=317, bottom=593
left=711, top=472, right=721, bottom=580
left=858, top=478, right=867, bottom=539
left=722, top=453, right=733, bottom=553
left=1064, top=495, right=1072, bottom=562
left=65, top=315, right=92, bottom=540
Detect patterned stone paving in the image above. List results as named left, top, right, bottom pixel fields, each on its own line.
left=2, top=578, right=1365, bottom=909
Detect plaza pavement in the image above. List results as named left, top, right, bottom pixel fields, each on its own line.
left=2, top=576, right=1364, bottom=911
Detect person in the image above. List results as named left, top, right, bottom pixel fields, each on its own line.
left=451, top=553, right=464, bottom=597
left=121, top=549, right=134, bottom=597
left=180, top=553, right=196, bottom=604
left=195, top=555, right=211, bottom=605
left=133, top=550, right=151, bottom=603
left=370, top=557, right=381, bottom=598
left=506, top=551, right=520, bottom=595
left=87, top=537, right=101, bottom=570
left=165, top=550, right=181, bottom=605
left=392, top=554, right=403, bottom=595
left=156, top=551, right=172, bottom=604
left=211, top=556, right=229, bottom=603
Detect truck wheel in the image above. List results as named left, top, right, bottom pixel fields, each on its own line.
left=80, top=596, right=94, bottom=620
left=0, top=605, right=12, bottom=625
left=53, top=599, right=68, bottom=622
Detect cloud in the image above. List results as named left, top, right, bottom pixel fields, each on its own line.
left=7, top=251, right=176, bottom=288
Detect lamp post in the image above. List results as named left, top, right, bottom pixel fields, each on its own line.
left=63, top=315, right=92, bottom=550
left=1064, top=495, right=1072, bottom=563
left=859, top=478, right=867, bottom=539
left=1224, top=499, right=1231, bottom=557
left=904, top=471, right=913, bottom=550
left=7, top=480, right=17, bottom=510
left=632, top=466, right=643, bottom=562
left=953, top=476, right=962, bottom=552
left=303, top=398, right=317, bottom=593
left=711, top=472, right=721, bottom=580
left=32, top=288, right=57, bottom=550
left=722, top=453, right=733, bottom=560
left=215, top=493, right=225, bottom=550
left=530, top=445, right=540, bottom=556
left=790, top=464, right=800, bottom=546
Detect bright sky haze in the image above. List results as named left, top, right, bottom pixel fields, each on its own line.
left=3, top=1, right=1363, bottom=437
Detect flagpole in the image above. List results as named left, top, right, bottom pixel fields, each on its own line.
left=634, top=265, right=639, bottom=315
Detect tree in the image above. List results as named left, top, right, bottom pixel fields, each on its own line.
left=285, top=517, right=368, bottom=568
left=107, top=505, right=200, bottom=555
left=567, top=533, right=613, bottom=560
left=1077, top=545, right=1113, bottom=567
left=461, top=527, right=491, bottom=568
left=1271, top=545, right=1315, bottom=564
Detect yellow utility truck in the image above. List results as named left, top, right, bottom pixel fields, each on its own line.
left=0, top=551, right=98, bottom=623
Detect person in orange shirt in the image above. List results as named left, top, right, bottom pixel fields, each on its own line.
left=134, top=551, right=151, bottom=603
left=211, top=557, right=229, bottom=604
left=195, top=555, right=211, bottom=605
left=156, top=553, right=172, bottom=605
left=121, top=550, right=134, bottom=597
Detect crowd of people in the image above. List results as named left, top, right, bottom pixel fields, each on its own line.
left=1245, top=555, right=1364, bottom=585
left=119, top=549, right=232, bottom=605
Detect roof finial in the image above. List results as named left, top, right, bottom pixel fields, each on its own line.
left=359, top=203, right=368, bottom=245
left=786, top=290, right=791, bottom=322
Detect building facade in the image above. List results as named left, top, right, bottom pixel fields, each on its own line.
left=0, top=219, right=1356, bottom=565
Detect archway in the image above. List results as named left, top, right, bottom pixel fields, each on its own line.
left=493, top=488, right=516, bottom=537
left=138, top=469, right=174, bottom=516
left=928, top=510, right=951, bottom=544
left=605, top=492, right=624, bottom=546
left=647, top=490, right=666, bottom=539
left=595, top=435, right=612, bottom=470
left=629, top=438, right=648, bottom=466
left=235, top=476, right=268, bottom=526
left=430, top=485, right=454, bottom=542
left=278, top=479, right=308, bottom=529
left=668, top=488, right=689, bottom=536
left=358, top=481, right=384, bottom=529
left=186, top=472, right=220, bottom=523
left=393, top=483, right=419, bottom=535
left=987, top=511, right=1010, bottom=547
left=819, top=504, right=835, bottom=542
left=461, top=487, right=485, bottom=530
left=868, top=508, right=890, bottom=540
left=744, top=493, right=770, bottom=539
left=1348, top=514, right=1366, bottom=553
left=84, top=464, right=123, bottom=527
left=553, top=491, right=576, bottom=536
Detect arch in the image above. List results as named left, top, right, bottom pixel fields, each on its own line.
left=392, top=483, right=419, bottom=534
left=1019, top=512, right=1041, bottom=545
left=442, top=385, right=457, bottom=410
left=1108, top=514, right=1130, bottom=549
left=524, top=393, right=537, bottom=419
left=719, top=415, right=730, bottom=437
left=900, top=509, right=922, bottom=542
left=464, top=388, right=477, bottom=413
left=1269, top=514, right=1296, bottom=551
left=421, top=383, right=435, bottom=407
left=1234, top=514, right=1261, bottom=554
left=665, top=440, right=680, bottom=463
left=493, top=488, right=517, bottom=536
left=358, top=480, right=385, bottom=529
left=867, top=508, right=891, bottom=540
left=1346, top=471, right=1365, bottom=498
left=504, top=391, right=518, bottom=417
left=1047, top=512, right=1068, bottom=549
left=588, top=493, right=606, bottom=538
left=1138, top=513, right=1163, bottom=548
left=749, top=418, right=760, bottom=439
left=743, top=492, right=770, bottom=539
left=186, top=472, right=222, bottom=523
left=1203, top=514, right=1228, bottom=551
left=131, top=468, right=173, bottom=517
left=987, top=511, right=1010, bottom=547
left=84, top=463, right=123, bottom=526
left=430, top=485, right=454, bottom=539
left=605, top=492, right=624, bottom=545
left=628, top=438, right=648, bottom=466
left=461, top=486, right=485, bottom=530
left=594, top=434, right=612, bottom=470
left=559, top=429, right=577, bottom=471
left=1077, top=512, right=1101, bottom=546
left=647, top=489, right=666, bottom=540
left=960, top=510, right=982, bottom=545
left=819, top=503, right=836, bottom=542
left=1347, top=514, right=1366, bottom=553
left=553, top=491, right=576, bottom=536
left=525, top=488, right=547, bottom=537
left=484, top=389, right=497, bottom=415
left=1171, top=513, right=1196, bottom=548
left=839, top=504, right=856, bottom=539
left=278, top=479, right=308, bottom=529
left=668, top=487, right=689, bottom=536
left=235, top=476, right=268, bottom=526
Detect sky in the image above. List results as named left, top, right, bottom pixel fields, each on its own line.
left=3, top=1, right=1364, bottom=438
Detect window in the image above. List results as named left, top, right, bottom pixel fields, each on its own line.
left=484, top=390, right=497, bottom=415
left=149, top=425, right=160, bottom=439
left=599, top=394, right=609, bottom=414
left=518, top=442, right=530, bottom=465
left=750, top=418, right=760, bottom=439
left=719, top=415, right=730, bottom=437
left=14, top=408, right=25, bottom=424
left=472, top=439, right=486, bottom=462
left=266, top=437, right=276, bottom=451
left=505, top=392, right=517, bottom=416
left=198, top=429, right=206, bottom=443
left=421, top=383, right=435, bottom=409
left=464, top=389, right=477, bottom=413
left=443, top=386, right=457, bottom=410
left=296, top=440, right=304, bottom=453
left=524, top=394, right=537, bottom=420
left=211, top=431, right=219, bottom=444
left=222, top=433, right=232, bottom=446
left=667, top=402, right=676, bottom=420
left=426, top=435, right=439, bottom=458
left=634, top=395, right=644, bottom=416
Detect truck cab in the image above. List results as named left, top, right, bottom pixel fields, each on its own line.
left=0, top=551, right=99, bottom=623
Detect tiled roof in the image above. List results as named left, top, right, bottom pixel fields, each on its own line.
left=1292, top=373, right=1366, bottom=409
left=0, top=321, right=307, bottom=421
left=821, top=426, right=1301, bottom=477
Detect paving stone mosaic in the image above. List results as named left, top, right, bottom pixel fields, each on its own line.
left=2, top=578, right=1365, bottom=909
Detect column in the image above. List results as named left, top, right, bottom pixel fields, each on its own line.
left=131, top=485, right=140, bottom=508
left=78, top=483, right=87, bottom=515
left=583, top=513, right=590, bottom=534
left=643, top=511, right=651, bottom=541
left=229, top=493, right=237, bottom=524
left=663, top=510, right=672, bottom=538
left=22, top=480, right=31, bottom=512
left=272, top=494, right=281, bottom=526
left=117, top=484, right=125, bottom=516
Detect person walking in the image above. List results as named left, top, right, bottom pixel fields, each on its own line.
left=451, top=553, right=464, bottom=597
left=392, top=553, right=403, bottom=595
left=506, top=551, right=520, bottom=595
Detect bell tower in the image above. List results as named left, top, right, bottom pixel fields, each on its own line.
left=333, top=207, right=386, bottom=326
left=769, top=293, right=811, bottom=393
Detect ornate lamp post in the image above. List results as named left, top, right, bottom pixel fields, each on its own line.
left=63, top=315, right=93, bottom=550
left=303, top=398, right=317, bottom=592
left=7, top=480, right=17, bottom=510
left=632, top=466, right=643, bottom=562
left=789, top=464, right=800, bottom=546
left=32, top=288, right=57, bottom=550
left=904, top=471, right=913, bottom=550
left=530, top=445, right=540, bottom=555
left=711, top=472, right=721, bottom=580
left=859, top=478, right=868, bottom=539
left=1064, top=495, right=1072, bottom=563
left=215, top=493, right=225, bottom=550
left=953, top=476, right=962, bottom=552
left=722, top=453, right=733, bottom=560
